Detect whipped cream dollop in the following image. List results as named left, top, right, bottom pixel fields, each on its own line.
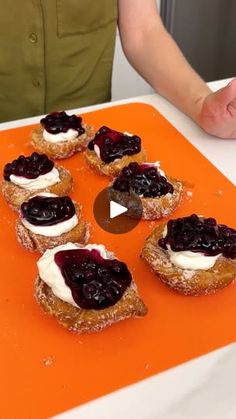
left=22, top=213, right=78, bottom=237
left=144, top=161, right=166, bottom=178
left=166, top=245, right=221, bottom=270
left=37, top=243, right=111, bottom=306
left=162, top=226, right=221, bottom=270
left=32, top=192, right=57, bottom=198
left=43, top=129, right=79, bottom=143
left=10, top=167, right=60, bottom=190
left=94, top=144, right=101, bottom=159
left=21, top=192, right=78, bottom=236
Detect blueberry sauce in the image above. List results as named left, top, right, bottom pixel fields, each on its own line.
left=3, top=152, right=54, bottom=181
left=40, top=111, right=85, bottom=135
left=55, top=248, right=132, bottom=309
left=21, top=196, right=75, bottom=226
left=159, top=214, right=236, bottom=259
left=112, top=162, right=173, bottom=198
left=88, top=126, right=141, bottom=163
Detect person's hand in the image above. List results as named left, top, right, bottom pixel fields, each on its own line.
left=199, top=78, right=236, bottom=139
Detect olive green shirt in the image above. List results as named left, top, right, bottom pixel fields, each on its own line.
left=0, top=0, right=117, bottom=122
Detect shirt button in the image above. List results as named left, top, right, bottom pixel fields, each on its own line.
left=29, top=33, right=38, bottom=43
left=32, top=79, right=40, bottom=87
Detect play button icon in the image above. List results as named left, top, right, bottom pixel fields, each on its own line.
left=110, top=201, right=127, bottom=219
left=93, top=187, right=142, bottom=234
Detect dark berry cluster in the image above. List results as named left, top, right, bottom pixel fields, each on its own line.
left=159, top=214, right=236, bottom=259
left=88, top=126, right=141, bottom=163
left=3, top=152, right=54, bottom=181
left=40, top=111, right=85, bottom=135
left=113, top=162, right=173, bottom=198
left=55, top=248, right=132, bottom=310
left=21, top=195, right=75, bottom=226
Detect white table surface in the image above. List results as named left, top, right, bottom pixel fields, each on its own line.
left=1, top=79, right=235, bottom=418
left=53, top=343, right=236, bottom=419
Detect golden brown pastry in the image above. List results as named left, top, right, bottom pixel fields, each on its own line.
left=109, top=162, right=183, bottom=220
left=36, top=243, right=147, bottom=334
left=16, top=194, right=89, bottom=253
left=32, top=111, right=94, bottom=159
left=85, top=126, right=146, bottom=177
left=2, top=152, right=72, bottom=211
left=141, top=214, right=236, bottom=296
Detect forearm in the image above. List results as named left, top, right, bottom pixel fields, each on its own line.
left=119, top=14, right=211, bottom=124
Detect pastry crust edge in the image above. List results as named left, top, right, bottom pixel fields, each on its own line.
left=2, top=165, right=73, bottom=211
left=35, top=277, right=148, bottom=334
left=141, top=223, right=236, bottom=296
left=32, top=123, right=94, bottom=159
left=16, top=203, right=90, bottom=253
left=84, top=148, right=147, bottom=178
left=109, top=176, right=183, bottom=220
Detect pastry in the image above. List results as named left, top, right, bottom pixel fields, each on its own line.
left=141, top=214, right=236, bottom=296
left=109, top=162, right=183, bottom=220
left=2, top=152, right=72, bottom=211
left=16, top=193, right=89, bottom=253
left=85, top=126, right=146, bottom=177
left=36, top=243, right=147, bottom=334
left=32, top=111, right=94, bottom=159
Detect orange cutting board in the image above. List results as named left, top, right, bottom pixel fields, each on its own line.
left=0, top=103, right=235, bottom=419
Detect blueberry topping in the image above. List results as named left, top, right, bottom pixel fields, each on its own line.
left=88, top=126, right=141, bottom=163
left=21, top=196, right=75, bottom=226
left=54, top=248, right=132, bottom=309
left=40, top=111, right=85, bottom=135
left=158, top=214, right=236, bottom=259
left=112, top=163, right=173, bottom=198
left=3, top=152, right=54, bottom=181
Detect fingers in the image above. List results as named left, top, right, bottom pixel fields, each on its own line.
left=214, top=78, right=236, bottom=107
